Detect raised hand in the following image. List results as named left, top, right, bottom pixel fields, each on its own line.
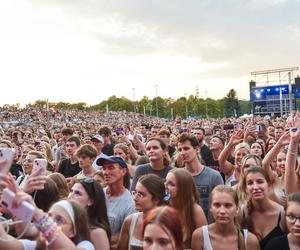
left=277, top=131, right=290, bottom=146
left=23, top=168, right=47, bottom=194
left=228, top=129, right=244, bottom=146
left=289, top=117, right=300, bottom=141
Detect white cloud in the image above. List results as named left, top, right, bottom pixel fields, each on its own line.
left=0, top=0, right=299, bottom=105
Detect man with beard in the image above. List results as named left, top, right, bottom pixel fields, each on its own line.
left=192, top=127, right=214, bottom=166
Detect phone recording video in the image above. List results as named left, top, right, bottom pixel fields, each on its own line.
left=223, top=124, right=234, bottom=130
left=0, top=148, right=14, bottom=174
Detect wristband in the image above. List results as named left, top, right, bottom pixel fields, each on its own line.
left=288, top=149, right=297, bottom=156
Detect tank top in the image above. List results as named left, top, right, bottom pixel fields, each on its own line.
left=259, top=210, right=285, bottom=249
left=129, top=212, right=143, bottom=250
left=202, top=225, right=248, bottom=250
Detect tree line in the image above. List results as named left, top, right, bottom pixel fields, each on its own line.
left=3, top=89, right=251, bottom=118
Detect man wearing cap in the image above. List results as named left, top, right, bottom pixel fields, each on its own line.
left=91, top=135, right=107, bottom=169
left=96, top=155, right=135, bottom=249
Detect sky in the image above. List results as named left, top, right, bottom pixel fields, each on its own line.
left=0, top=0, right=300, bottom=106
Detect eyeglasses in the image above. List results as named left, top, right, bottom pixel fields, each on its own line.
left=52, top=215, right=68, bottom=225
left=131, top=191, right=145, bottom=199
left=286, top=215, right=300, bottom=224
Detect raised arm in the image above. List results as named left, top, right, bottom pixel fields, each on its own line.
left=285, top=117, right=300, bottom=194
left=262, top=131, right=290, bottom=183
left=218, top=130, right=244, bottom=177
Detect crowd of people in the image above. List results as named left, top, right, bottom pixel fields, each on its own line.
left=0, top=106, right=300, bottom=250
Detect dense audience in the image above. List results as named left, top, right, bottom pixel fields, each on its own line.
left=0, top=107, right=300, bottom=249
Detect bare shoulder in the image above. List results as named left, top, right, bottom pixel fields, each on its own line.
left=193, top=203, right=208, bottom=226
left=246, top=231, right=260, bottom=250
left=194, top=203, right=205, bottom=214
left=91, top=227, right=108, bottom=237
left=191, top=227, right=204, bottom=250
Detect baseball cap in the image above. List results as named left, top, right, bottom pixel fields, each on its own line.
left=96, top=155, right=127, bottom=168
left=91, top=135, right=104, bottom=144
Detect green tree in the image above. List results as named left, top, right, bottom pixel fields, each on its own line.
left=224, top=89, right=240, bottom=117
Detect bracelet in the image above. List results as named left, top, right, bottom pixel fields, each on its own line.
left=288, top=149, right=298, bottom=157
left=34, top=214, right=54, bottom=233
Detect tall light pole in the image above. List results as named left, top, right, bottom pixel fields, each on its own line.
left=155, top=84, right=158, bottom=117
left=205, top=90, right=208, bottom=118
left=185, top=93, right=188, bottom=118
left=132, top=88, right=135, bottom=112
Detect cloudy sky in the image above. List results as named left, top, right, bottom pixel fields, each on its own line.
left=1, top=0, right=300, bottom=106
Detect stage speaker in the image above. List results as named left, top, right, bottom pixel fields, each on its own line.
left=249, top=81, right=256, bottom=89
left=295, top=76, right=300, bottom=90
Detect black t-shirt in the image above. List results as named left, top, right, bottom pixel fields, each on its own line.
left=200, top=144, right=214, bottom=166
left=58, top=158, right=81, bottom=178
left=168, top=145, right=176, bottom=158
left=102, top=144, right=115, bottom=156
left=10, top=162, right=23, bottom=179
left=264, top=234, right=290, bottom=250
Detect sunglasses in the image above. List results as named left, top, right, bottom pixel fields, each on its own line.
left=79, top=178, right=95, bottom=184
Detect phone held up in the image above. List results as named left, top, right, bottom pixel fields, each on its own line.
left=0, top=148, right=14, bottom=174
left=33, top=159, right=47, bottom=175
left=0, top=188, right=35, bottom=223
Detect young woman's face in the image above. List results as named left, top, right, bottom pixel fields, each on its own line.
left=286, top=201, right=300, bottom=238
left=246, top=172, right=269, bottom=200
left=242, top=158, right=258, bottom=173
left=133, top=182, right=158, bottom=212
left=143, top=223, right=176, bottom=250
left=68, top=183, right=92, bottom=208
left=49, top=204, right=75, bottom=239
left=276, top=152, right=286, bottom=175
left=22, top=154, right=37, bottom=174
left=164, top=173, right=177, bottom=198
left=210, top=192, right=238, bottom=224
left=114, top=148, right=126, bottom=160
left=235, top=148, right=248, bottom=167
left=146, top=140, right=164, bottom=162
left=250, top=143, right=263, bottom=157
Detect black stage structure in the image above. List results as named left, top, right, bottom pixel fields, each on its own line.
left=249, top=67, right=300, bottom=116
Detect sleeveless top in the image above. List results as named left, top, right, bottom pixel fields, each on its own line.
left=225, top=170, right=238, bottom=186
left=240, top=205, right=285, bottom=250
left=259, top=211, right=285, bottom=249
left=129, top=212, right=143, bottom=250
left=202, top=225, right=248, bottom=250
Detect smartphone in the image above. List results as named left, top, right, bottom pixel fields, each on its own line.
left=0, top=148, right=14, bottom=174
left=33, top=159, right=47, bottom=174
left=0, top=188, right=35, bottom=222
left=223, top=124, right=234, bottom=130
left=256, top=125, right=262, bottom=131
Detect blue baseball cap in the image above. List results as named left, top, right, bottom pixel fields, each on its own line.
left=96, top=155, right=128, bottom=168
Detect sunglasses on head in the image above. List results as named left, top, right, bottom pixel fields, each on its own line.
left=79, top=178, right=95, bottom=184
